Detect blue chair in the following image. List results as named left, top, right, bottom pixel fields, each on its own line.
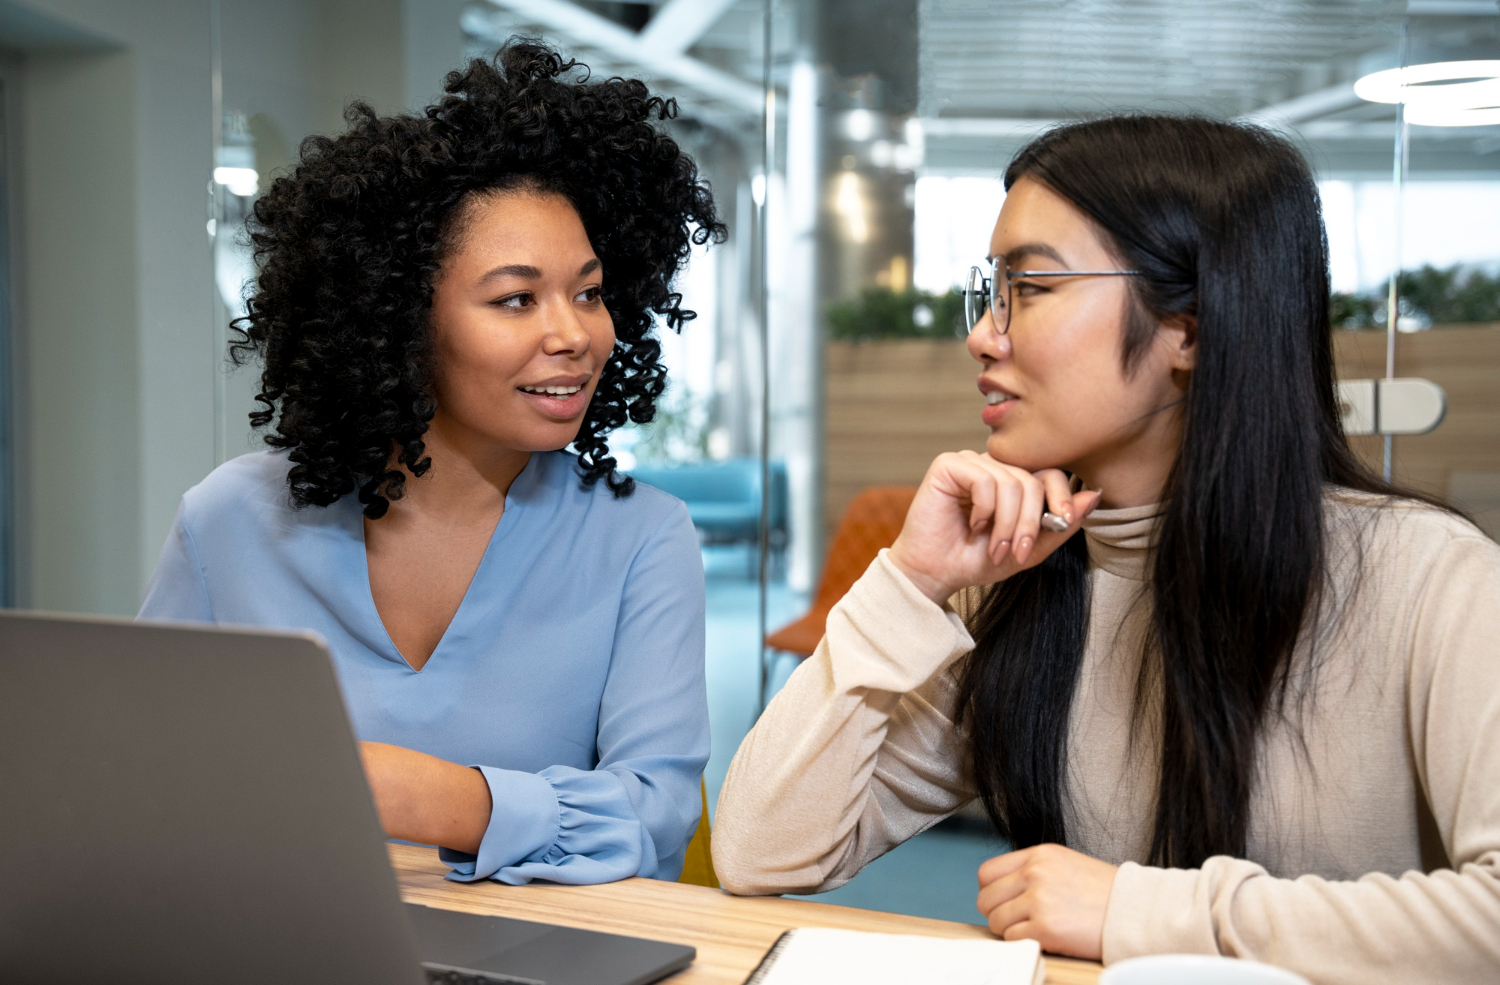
left=631, top=459, right=787, bottom=567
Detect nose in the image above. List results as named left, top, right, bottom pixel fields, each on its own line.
left=541, top=297, right=593, bottom=357
left=965, top=308, right=1012, bottom=364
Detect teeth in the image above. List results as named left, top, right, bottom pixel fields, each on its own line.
left=985, top=391, right=1014, bottom=405
left=521, top=385, right=583, bottom=396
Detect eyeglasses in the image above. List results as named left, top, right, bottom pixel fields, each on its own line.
left=964, top=259, right=1140, bottom=335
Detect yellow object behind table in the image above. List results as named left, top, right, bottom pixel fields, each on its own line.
left=678, top=779, right=718, bottom=888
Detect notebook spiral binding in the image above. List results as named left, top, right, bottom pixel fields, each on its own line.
left=742, top=931, right=796, bottom=985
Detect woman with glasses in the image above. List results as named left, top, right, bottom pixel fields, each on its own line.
left=713, top=116, right=1500, bottom=981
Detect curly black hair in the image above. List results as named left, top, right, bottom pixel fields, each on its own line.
left=231, top=41, right=725, bottom=518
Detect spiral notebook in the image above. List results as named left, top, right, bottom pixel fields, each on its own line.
left=742, top=928, right=1045, bottom=985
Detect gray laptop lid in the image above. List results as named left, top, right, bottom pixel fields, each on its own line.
left=0, top=611, right=696, bottom=985
left=0, top=610, right=426, bottom=985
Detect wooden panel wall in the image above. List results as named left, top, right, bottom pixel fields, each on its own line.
left=824, top=340, right=989, bottom=530
left=824, top=326, right=1500, bottom=534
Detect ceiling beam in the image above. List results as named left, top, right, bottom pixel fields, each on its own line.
left=637, top=0, right=740, bottom=56
left=1239, top=82, right=1364, bottom=126
left=468, top=0, right=760, bottom=113
left=913, top=115, right=1495, bottom=143
left=914, top=117, right=1062, bottom=138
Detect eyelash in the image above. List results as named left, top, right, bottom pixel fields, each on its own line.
left=492, top=286, right=604, bottom=309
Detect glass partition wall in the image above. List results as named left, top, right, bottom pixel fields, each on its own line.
left=207, top=0, right=1499, bottom=922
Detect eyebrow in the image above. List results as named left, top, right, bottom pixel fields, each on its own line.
left=994, top=243, right=1070, bottom=269
left=480, top=263, right=542, bottom=282
left=478, top=258, right=602, bottom=283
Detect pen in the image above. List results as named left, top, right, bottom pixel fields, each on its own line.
left=1040, top=512, right=1070, bottom=533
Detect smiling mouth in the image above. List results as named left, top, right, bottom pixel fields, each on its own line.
left=519, top=384, right=585, bottom=397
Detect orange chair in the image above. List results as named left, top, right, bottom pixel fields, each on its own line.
left=766, top=485, right=918, bottom=658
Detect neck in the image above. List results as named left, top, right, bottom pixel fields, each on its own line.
left=384, top=414, right=532, bottom=520
left=1070, top=401, right=1184, bottom=510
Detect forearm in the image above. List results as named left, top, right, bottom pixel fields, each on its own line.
left=713, top=551, right=976, bottom=895
left=1105, top=855, right=1500, bottom=983
left=359, top=741, right=492, bottom=854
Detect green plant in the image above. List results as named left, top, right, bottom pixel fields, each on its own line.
left=631, top=384, right=709, bottom=463
left=1398, top=264, right=1500, bottom=324
left=826, top=287, right=967, bottom=341
left=1330, top=291, right=1379, bottom=329
left=1331, top=264, right=1500, bottom=329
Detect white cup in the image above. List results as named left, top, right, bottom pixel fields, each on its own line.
left=1100, top=954, right=1312, bottom=985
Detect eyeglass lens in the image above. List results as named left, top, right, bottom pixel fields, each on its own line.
left=965, top=262, right=1009, bottom=335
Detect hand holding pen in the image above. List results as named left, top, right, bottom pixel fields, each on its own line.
left=887, top=450, right=1102, bottom=606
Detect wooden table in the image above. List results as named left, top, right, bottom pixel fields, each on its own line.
left=391, top=844, right=1101, bottom=985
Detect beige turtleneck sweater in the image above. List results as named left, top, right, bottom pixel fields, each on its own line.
left=712, top=492, right=1500, bottom=984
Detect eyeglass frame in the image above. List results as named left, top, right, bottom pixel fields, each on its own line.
left=964, top=259, right=1141, bottom=335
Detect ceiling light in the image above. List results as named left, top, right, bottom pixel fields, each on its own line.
left=1354, top=60, right=1500, bottom=126
left=844, top=109, right=876, bottom=142
left=1405, top=103, right=1500, bottom=126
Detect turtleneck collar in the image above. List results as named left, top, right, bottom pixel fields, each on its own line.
left=1081, top=501, right=1162, bottom=581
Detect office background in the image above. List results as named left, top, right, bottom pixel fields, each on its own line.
left=0, top=0, right=1496, bottom=922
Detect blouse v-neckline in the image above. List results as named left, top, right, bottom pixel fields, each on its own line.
left=355, top=454, right=536, bottom=672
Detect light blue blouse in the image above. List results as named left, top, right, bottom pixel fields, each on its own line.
left=139, top=449, right=709, bottom=885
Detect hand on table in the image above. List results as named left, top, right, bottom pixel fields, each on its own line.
left=358, top=741, right=492, bottom=854
left=976, top=844, right=1118, bottom=960
left=887, top=450, right=1102, bottom=605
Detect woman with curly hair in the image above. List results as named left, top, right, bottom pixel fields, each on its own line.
left=140, top=42, right=724, bottom=886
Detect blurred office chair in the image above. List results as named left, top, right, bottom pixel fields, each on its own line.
left=677, top=780, right=718, bottom=888
left=760, top=486, right=918, bottom=707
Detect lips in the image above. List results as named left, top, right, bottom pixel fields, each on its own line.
left=978, top=379, right=1017, bottom=427
left=517, top=376, right=592, bottom=419
left=519, top=383, right=584, bottom=397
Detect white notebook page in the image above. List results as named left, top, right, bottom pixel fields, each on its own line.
left=745, top=928, right=1045, bottom=985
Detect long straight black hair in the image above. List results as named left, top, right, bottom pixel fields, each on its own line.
left=954, top=115, right=1419, bottom=869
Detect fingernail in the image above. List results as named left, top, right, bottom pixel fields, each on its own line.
left=1040, top=512, right=1068, bottom=533
left=1016, top=535, right=1033, bottom=558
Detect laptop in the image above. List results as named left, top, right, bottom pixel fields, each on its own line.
left=0, top=610, right=696, bottom=985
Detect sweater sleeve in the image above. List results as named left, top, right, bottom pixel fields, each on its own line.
left=712, top=549, right=979, bottom=895
left=1101, top=530, right=1500, bottom=984
left=441, top=502, right=710, bottom=885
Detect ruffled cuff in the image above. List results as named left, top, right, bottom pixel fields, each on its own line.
left=440, top=766, right=558, bottom=882
left=440, top=765, right=654, bottom=886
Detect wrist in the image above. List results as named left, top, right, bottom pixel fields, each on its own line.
left=886, top=545, right=956, bottom=606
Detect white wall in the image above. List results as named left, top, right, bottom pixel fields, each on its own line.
left=20, top=48, right=145, bottom=614
left=7, top=0, right=468, bottom=614
left=10, top=0, right=212, bottom=615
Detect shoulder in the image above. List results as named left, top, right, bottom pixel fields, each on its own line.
left=176, top=450, right=314, bottom=544
left=1325, top=486, right=1494, bottom=549
left=180, top=450, right=295, bottom=519
left=1322, top=485, right=1500, bottom=597
left=535, top=451, right=693, bottom=539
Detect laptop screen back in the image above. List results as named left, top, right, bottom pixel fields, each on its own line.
left=0, top=611, right=424, bottom=985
